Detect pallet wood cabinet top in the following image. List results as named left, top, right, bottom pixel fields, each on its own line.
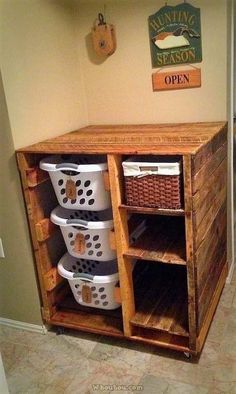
left=17, top=122, right=227, bottom=155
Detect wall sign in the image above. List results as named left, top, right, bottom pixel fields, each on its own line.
left=152, top=67, right=201, bottom=91
left=149, top=2, right=202, bottom=68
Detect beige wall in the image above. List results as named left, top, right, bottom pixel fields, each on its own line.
left=0, top=0, right=87, bottom=324
left=0, top=71, right=42, bottom=324
left=0, top=0, right=88, bottom=149
left=77, top=0, right=227, bottom=124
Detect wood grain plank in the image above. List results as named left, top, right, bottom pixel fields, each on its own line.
left=35, top=218, right=57, bottom=242
left=120, top=205, right=185, bottom=217
left=194, top=184, right=226, bottom=248
left=50, top=310, right=124, bottom=337
left=26, top=167, right=49, bottom=188
left=132, top=328, right=190, bottom=353
left=197, top=262, right=228, bottom=352
left=192, top=124, right=227, bottom=174
left=196, top=202, right=227, bottom=295
left=198, top=252, right=227, bottom=329
left=193, top=158, right=227, bottom=213
left=16, top=152, right=55, bottom=319
left=183, top=155, right=197, bottom=351
left=107, top=154, right=134, bottom=336
left=192, top=142, right=227, bottom=194
left=17, top=122, right=227, bottom=156
left=43, top=267, right=64, bottom=292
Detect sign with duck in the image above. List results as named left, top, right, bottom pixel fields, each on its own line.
left=149, top=2, right=202, bottom=67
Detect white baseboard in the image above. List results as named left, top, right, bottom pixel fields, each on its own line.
left=226, top=261, right=235, bottom=284
left=0, top=318, right=47, bottom=334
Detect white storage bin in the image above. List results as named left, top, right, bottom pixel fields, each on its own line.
left=51, top=206, right=116, bottom=261
left=40, top=154, right=111, bottom=211
left=58, top=252, right=120, bottom=310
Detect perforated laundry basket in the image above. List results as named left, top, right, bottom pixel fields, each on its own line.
left=58, top=252, right=120, bottom=310
left=40, top=154, right=111, bottom=211
left=51, top=206, right=116, bottom=261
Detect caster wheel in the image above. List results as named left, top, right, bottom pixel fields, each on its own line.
left=56, top=327, right=65, bottom=336
left=184, top=352, right=192, bottom=359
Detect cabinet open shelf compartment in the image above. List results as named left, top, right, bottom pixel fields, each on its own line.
left=50, top=289, right=124, bottom=337
left=125, top=215, right=186, bottom=265
left=131, top=262, right=189, bottom=338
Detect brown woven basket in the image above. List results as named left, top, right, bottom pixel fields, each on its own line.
left=124, top=174, right=182, bottom=209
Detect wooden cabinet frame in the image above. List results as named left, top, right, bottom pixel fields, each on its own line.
left=16, top=122, right=228, bottom=356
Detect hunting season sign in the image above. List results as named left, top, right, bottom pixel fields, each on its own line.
left=149, top=2, right=202, bottom=68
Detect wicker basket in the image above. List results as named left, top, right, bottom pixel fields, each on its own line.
left=122, top=156, right=183, bottom=209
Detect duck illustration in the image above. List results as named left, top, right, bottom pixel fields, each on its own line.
left=152, top=26, right=200, bottom=50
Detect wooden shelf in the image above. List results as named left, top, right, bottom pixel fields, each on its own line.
left=131, top=264, right=189, bottom=337
left=126, top=216, right=186, bottom=265
left=52, top=294, right=124, bottom=337
left=120, top=204, right=185, bottom=217
left=131, top=327, right=190, bottom=352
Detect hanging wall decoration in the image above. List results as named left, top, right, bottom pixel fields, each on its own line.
left=92, top=13, right=116, bottom=57
left=152, top=65, right=201, bottom=91
left=149, top=2, right=202, bottom=68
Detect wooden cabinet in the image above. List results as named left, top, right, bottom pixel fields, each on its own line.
left=16, top=122, right=228, bottom=356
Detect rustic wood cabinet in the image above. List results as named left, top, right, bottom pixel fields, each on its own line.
left=16, top=122, right=227, bottom=356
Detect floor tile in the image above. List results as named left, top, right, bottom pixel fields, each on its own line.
left=66, top=356, right=142, bottom=394
left=0, top=341, right=29, bottom=375
left=207, top=306, right=230, bottom=344
left=210, top=355, right=236, bottom=393
left=146, top=350, right=216, bottom=388
left=1, top=267, right=236, bottom=394
left=232, top=291, right=236, bottom=309
left=138, top=374, right=168, bottom=394
left=218, top=284, right=236, bottom=309
left=89, top=336, right=153, bottom=375
left=139, top=374, right=209, bottom=394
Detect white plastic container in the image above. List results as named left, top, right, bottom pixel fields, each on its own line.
left=58, top=253, right=120, bottom=310
left=51, top=206, right=116, bottom=261
left=40, top=154, right=111, bottom=211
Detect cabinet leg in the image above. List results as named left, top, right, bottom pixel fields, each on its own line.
left=184, top=352, right=192, bottom=360
left=56, top=327, right=65, bottom=335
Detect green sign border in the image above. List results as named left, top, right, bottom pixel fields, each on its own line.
left=149, top=2, right=202, bottom=68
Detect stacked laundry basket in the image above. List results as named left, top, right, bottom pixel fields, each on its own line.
left=40, top=154, right=121, bottom=310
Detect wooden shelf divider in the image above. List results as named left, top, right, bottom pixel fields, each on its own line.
left=120, top=204, right=185, bottom=217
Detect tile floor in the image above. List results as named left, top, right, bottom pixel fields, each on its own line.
left=1, top=270, right=236, bottom=394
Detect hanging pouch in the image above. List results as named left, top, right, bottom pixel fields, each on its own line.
left=92, top=13, right=116, bottom=56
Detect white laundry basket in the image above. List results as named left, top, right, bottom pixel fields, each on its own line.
left=51, top=206, right=116, bottom=261
left=58, top=252, right=120, bottom=310
left=40, top=154, right=111, bottom=211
